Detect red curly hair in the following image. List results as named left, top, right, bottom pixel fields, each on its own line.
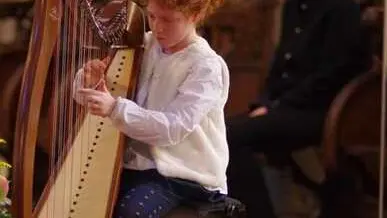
left=148, top=0, right=224, bottom=20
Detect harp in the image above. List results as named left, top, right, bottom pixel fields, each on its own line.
left=11, top=0, right=145, bottom=217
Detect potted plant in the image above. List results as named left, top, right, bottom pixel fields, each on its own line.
left=0, top=139, right=11, bottom=218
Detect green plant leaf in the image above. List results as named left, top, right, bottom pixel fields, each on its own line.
left=0, top=163, right=10, bottom=169
left=0, top=189, right=4, bottom=202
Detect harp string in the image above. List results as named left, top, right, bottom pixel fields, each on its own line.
left=79, top=4, right=86, bottom=203
left=43, top=0, right=114, bottom=215
left=62, top=1, right=69, bottom=214
left=49, top=0, right=62, bottom=215
left=65, top=0, right=77, bottom=214
left=48, top=0, right=79, bottom=214
left=70, top=0, right=81, bottom=213
left=53, top=0, right=69, bottom=215
left=67, top=0, right=84, bottom=213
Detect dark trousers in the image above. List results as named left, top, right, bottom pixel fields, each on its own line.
left=226, top=107, right=326, bottom=155
left=225, top=107, right=326, bottom=218
left=114, top=169, right=225, bottom=218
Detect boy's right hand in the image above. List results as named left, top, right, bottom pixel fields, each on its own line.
left=83, top=57, right=110, bottom=89
left=249, top=106, right=268, bottom=117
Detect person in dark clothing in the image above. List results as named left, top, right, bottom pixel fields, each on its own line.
left=226, top=0, right=372, bottom=154
left=226, top=1, right=374, bottom=217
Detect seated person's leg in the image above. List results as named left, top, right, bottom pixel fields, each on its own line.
left=226, top=107, right=325, bottom=154
left=114, top=169, right=181, bottom=218
left=114, top=169, right=226, bottom=218
left=226, top=107, right=325, bottom=217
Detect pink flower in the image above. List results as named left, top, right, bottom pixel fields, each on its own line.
left=0, top=175, right=9, bottom=200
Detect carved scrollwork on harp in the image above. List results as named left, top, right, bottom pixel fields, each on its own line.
left=11, top=1, right=145, bottom=218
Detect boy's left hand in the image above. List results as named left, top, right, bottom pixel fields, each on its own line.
left=77, top=80, right=117, bottom=117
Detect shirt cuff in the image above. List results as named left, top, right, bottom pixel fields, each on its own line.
left=109, top=96, right=141, bottom=124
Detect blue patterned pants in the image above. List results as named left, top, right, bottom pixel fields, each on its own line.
left=113, top=169, right=225, bottom=218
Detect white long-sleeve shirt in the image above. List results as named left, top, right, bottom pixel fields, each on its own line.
left=74, top=32, right=230, bottom=194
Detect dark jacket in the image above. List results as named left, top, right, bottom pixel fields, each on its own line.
left=251, top=0, right=372, bottom=111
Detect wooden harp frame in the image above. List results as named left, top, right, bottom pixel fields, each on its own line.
left=11, top=1, right=145, bottom=217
